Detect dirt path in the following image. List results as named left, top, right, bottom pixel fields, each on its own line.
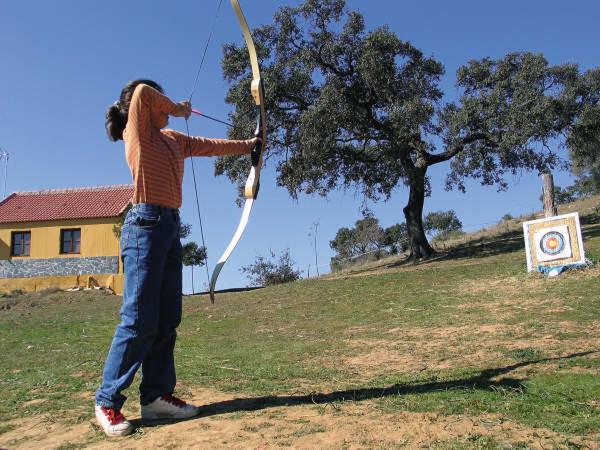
left=1, top=388, right=596, bottom=449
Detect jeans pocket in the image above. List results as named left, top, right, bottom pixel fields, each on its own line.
left=123, top=208, right=136, bottom=225
left=133, top=211, right=161, bottom=228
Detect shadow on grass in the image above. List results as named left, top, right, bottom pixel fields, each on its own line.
left=582, top=221, right=600, bottom=240
left=131, top=350, right=596, bottom=428
left=386, top=230, right=525, bottom=270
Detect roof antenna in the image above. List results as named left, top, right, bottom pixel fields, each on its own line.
left=0, top=149, right=8, bottom=199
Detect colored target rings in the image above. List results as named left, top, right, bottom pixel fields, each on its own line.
left=539, top=231, right=565, bottom=255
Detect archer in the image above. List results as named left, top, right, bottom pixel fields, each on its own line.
left=94, top=79, right=259, bottom=437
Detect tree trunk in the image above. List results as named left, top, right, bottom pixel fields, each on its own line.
left=403, top=168, right=435, bottom=260
left=542, top=173, right=557, bottom=218
left=191, top=266, right=195, bottom=295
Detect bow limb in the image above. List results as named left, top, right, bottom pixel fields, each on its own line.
left=209, top=0, right=267, bottom=303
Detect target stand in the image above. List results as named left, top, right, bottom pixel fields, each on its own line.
left=523, top=212, right=585, bottom=273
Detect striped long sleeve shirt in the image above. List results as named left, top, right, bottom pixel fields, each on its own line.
left=123, top=84, right=254, bottom=209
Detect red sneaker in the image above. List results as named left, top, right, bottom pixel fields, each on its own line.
left=95, top=404, right=133, bottom=436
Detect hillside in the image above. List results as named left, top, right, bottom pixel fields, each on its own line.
left=0, top=198, right=598, bottom=449
left=326, top=194, right=600, bottom=280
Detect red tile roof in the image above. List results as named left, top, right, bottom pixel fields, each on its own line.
left=0, top=185, right=134, bottom=224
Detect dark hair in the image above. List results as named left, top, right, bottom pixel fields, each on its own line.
left=105, top=79, right=164, bottom=141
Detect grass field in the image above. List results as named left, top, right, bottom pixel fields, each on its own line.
left=0, top=203, right=598, bottom=449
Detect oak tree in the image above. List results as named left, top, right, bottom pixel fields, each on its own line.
left=218, top=0, right=600, bottom=260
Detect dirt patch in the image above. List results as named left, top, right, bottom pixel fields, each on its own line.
left=339, top=322, right=599, bottom=378
left=21, top=399, right=48, bottom=408
left=342, top=336, right=503, bottom=376
left=0, top=388, right=595, bottom=449
left=457, top=275, right=546, bottom=297
left=458, top=266, right=600, bottom=300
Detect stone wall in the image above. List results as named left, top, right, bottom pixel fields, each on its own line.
left=0, top=256, right=119, bottom=279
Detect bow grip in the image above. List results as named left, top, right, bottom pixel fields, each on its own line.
left=251, top=112, right=262, bottom=167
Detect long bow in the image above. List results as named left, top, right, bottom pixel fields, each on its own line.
left=208, top=0, right=267, bottom=302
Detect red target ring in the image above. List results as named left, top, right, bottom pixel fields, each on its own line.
left=539, top=231, right=565, bottom=255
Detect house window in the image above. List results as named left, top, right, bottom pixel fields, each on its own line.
left=60, top=229, right=81, bottom=254
left=11, top=231, right=31, bottom=256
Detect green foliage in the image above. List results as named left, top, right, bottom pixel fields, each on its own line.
left=182, top=242, right=207, bottom=268
left=586, top=251, right=599, bottom=264
left=538, top=179, right=599, bottom=206
left=444, top=53, right=595, bottom=192
left=240, top=249, right=301, bottom=286
left=111, top=204, right=132, bottom=239
left=218, top=0, right=599, bottom=258
left=538, top=184, right=579, bottom=206
left=424, top=210, right=463, bottom=238
left=383, top=222, right=408, bottom=254
left=573, top=173, right=600, bottom=196
left=568, top=67, right=600, bottom=185
left=179, top=223, right=192, bottom=240
left=220, top=0, right=444, bottom=201
left=182, top=241, right=207, bottom=293
left=501, top=214, right=514, bottom=222
left=555, top=185, right=579, bottom=205
left=329, top=215, right=385, bottom=259
left=329, top=214, right=406, bottom=271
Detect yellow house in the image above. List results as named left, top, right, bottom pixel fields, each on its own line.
left=0, top=185, right=134, bottom=294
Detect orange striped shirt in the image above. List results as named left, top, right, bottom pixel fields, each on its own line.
left=123, top=84, right=253, bottom=209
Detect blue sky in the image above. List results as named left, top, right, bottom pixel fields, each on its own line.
left=1, top=1, right=598, bottom=294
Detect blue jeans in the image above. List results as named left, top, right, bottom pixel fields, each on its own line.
left=96, top=203, right=182, bottom=409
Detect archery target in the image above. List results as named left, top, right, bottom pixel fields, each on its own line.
left=540, top=232, right=564, bottom=255
left=523, top=213, right=585, bottom=272
left=533, top=225, right=572, bottom=262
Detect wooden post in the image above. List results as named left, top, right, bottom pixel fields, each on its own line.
left=542, top=173, right=557, bottom=218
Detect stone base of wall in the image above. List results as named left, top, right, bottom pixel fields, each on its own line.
left=0, top=256, right=118, bottom=279
left=0, top=273, right=124, bottom=295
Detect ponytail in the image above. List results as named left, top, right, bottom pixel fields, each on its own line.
left=105, top=79, right=164, bottom=141
left=105, top=103, right=127, bottom=141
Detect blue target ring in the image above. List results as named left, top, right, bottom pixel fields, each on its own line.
left=539, top=231, right=565, bottom=255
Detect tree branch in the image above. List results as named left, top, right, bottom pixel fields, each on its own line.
left=312, top=42, right=351, bottom=77
left=427, top=132, right=497, bottom=166
left=279, top=92, right=311, bottom=109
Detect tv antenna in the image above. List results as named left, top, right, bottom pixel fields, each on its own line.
left=0, top=149, right=8, bottom=199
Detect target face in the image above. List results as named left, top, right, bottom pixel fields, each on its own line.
left=523, top=212, right=585, bottom=272
left=533, top=224, right=572, bottom=263
left=539, top=231, right=565, bottom=255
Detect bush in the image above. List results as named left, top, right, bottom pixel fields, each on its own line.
left=241, top=249, right=302, bottom=287
left=424, top=210, right=463, bottom=238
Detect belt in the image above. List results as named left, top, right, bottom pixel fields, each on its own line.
left=131, top=203, right=180, bottom=217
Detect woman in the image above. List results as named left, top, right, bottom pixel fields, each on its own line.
left=95, top=79, right=258, bottom=436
